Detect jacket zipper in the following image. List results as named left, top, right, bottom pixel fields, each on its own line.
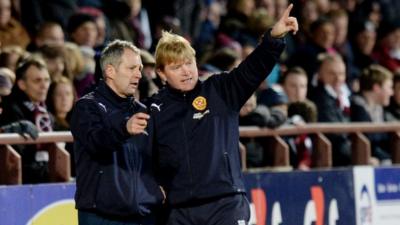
left=182, top=93, right=194, bottom=197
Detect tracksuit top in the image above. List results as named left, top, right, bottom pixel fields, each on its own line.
left=149, top=31, right=285, bottom=205
left=71, top=81, right=164, bottom=217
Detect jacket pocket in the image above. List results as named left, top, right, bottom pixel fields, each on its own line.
left=223, top=151, right=235, bottom=183
left=95, top=167, right=140, bottom=216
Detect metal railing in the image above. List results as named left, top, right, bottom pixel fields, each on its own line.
left=1, top=122, right=400, bottom=185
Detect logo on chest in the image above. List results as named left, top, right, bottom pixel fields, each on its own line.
left=192, top=96, right=207, bottom=111
left=192, top=96, right=209, bottom=119
left=193, top=109, right=210, bottom=120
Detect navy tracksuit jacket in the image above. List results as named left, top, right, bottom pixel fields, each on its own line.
left=149, top=32, right=286, bottom=206
left=70, top=81, right=163, bottom=217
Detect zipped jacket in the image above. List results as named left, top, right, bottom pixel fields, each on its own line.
left=70, top=81, right=163, bottom=217
left=149, top=32, right=285, bottom=205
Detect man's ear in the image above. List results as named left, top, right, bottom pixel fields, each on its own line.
left=372, top=83, right=381, bottom=93
left=104, top=64, right=115, bottom=80
left=157, top=68, right=167, bottom=82
left=17, top=79, right=26, bottom=91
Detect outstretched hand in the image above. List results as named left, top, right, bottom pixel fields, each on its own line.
left=270, top=4, right=298, bottom=38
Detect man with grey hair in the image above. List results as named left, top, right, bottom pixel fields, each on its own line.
left=70, top=39, right=164, bottom=225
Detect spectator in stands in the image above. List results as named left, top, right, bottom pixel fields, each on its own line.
left=373, top=20, right=400, bottom=73
left=0, top=55, right=52, bottom=183
left=67, top=13, right=98, bottom=49
left=46, top=76, right=76, bottom=131
left=70, top=40, right=164, bottom=224
left=26, top=22, right=65, bottom=52
left=0, top=0, right=30, bottom=48
left=66, top=13, right=98, bottom=95
left=150, top=4, right=297, bottom=224
left=287, top=100, right=318, bottom=170
left=202, top=47, right=242, bottom=73
left=256, top=0, right=275, bottom=20
left=290, top=0, right=319, bottom=47
left=385, top=73, right=400, bottom=121
left=241, top=92, right=287, bottom=128
left=327, top=9, right=354, bottom=76
left=240, top=91, right=287, bottom=168
left=288, top=17, right=336, bottom=80
left=0, top=45, right=27, bottom=72
left=78, top=7, right=108, bottom=50
left=0, top=68, right=38, bottom=139
left=194, top=1, right=223, bottom=58
left=280, top=67, right=317, bottom=170
left=310, top=53, right=352, bottom=166
left=37, top=44, right=71, bottom=82
left=349, top=20, right=377, bottom=92
left=352, top=0, right=382, bottom=28
left=0, top=67, right=13, bottom=113
left=138, top=49, right=159, bottom=100
left=281, top=67, right=314, bottom=105
left=19, top=0, right=76, bottom=36
left=103, top=0, right=152, bottom=50
left=46, top=76, right=76, bottom=176
left=351, top=64, right=393, bottom=165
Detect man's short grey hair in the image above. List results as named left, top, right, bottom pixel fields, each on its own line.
left=100, top=40, right=140, bottom=76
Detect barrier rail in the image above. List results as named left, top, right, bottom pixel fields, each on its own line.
left=0, top=122, right=400, bottom=185
left=239, top=122, right=400, bottom=170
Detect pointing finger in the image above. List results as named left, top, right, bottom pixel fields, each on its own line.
left=281, top=3, right=293, bottom=20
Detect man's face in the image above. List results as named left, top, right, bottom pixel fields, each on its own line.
left=314, top=23, right=335, bottom=49
left=319, top=59, right=346, bottom=92
left=106, top=49, right=142, bottom=98
left=71, top=22, right=98, bottom=47
left=377, top=79, right=393, bottom=106
left=18, top=66, right=51, bottom=103
left=158, top=58, right=198, bottom=92
left=37, top=25, right=65, bottom=47
left=283, top=73, right=308, bottom=103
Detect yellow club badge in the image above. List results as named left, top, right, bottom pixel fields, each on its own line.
left=192, top=96, right=207, bottom=111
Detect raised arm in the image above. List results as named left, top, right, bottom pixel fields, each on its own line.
left=211, top=4, right=298, bottom=111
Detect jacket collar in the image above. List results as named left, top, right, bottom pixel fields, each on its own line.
left=96, top=80, right=134, bottom=106
left=165, top=81, right=202, bottom=101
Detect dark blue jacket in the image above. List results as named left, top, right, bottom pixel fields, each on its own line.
left=70, top=81, right=163, bottom=217
left=149, top=32, right=285, bottom=205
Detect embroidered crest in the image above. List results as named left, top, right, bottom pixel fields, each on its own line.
left=192, top=96, right=207, bottom=111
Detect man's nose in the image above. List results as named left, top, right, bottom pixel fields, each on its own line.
left=135, top=70, right=142, bottom=79
left=181, top=64, right=190, bottom=75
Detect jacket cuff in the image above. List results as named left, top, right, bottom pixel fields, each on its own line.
left=259, top=29, right=286, bottom=52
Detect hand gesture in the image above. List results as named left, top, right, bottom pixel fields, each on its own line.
left=270, top=4, right=298, bottom=38
left=126, top=112, right=150, bottom=135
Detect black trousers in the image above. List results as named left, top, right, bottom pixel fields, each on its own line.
left=78, top=210, right=153, bottom=225
left=159, top=194, right=250, bottom=225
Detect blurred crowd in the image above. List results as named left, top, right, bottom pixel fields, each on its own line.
left=1, top=0, right=400, bottom=183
